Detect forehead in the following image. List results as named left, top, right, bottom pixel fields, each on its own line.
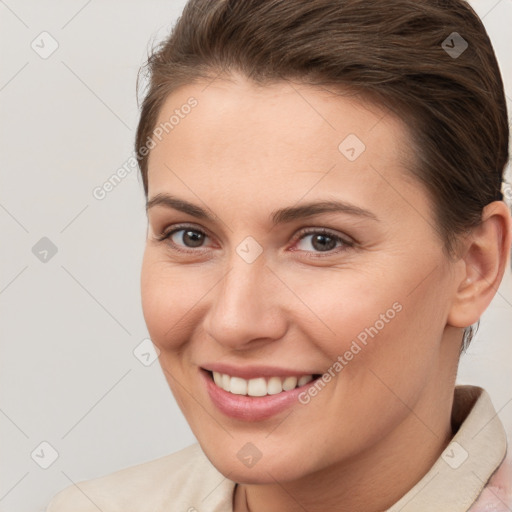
left=146, top=75, right=420, bottom=220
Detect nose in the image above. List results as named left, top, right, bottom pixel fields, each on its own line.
left=202, top=255, right=288, bottom=351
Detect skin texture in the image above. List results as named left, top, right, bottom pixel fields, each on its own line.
left=140, top=74, right=511, bottom=512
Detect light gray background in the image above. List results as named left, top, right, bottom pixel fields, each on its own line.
left=0, top=1, right=511, bottom=511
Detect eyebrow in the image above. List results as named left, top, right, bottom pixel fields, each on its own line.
left=146, top=193, right=378, bottom=224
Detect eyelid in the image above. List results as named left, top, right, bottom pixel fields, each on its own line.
left=155, top=222, right=209, bottom=241
left=294, top=226, right=353, bottom=243
left=289, top=226, right=354, bottom=256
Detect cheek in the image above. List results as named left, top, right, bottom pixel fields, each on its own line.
left=290, top=266, right=445, bottom=383
left=140, top=252, right=203, bottom=350
left=283, top=268, right=402, bottom=349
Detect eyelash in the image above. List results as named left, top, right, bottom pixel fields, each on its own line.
left=154, top=223, right=354, bottom=258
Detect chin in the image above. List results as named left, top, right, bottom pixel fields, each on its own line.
left=199, top=438, right=315, bottom=484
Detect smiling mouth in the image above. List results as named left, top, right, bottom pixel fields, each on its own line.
left=207, top=370, right=322, bottom=397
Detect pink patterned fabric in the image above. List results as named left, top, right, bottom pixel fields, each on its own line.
left=469, top=456, right=512, bottom=512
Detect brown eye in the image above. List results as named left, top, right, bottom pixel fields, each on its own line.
left=295, top=230, right=346, bottom=253
left=310, top=234, right=338, bottom=252
left=170, top=229, right=207, bottom=248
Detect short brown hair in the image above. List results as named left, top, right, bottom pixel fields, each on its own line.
left=135, top=0, right=508, bottom=347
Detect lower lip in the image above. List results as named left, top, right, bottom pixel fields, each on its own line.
left=201, top=370, right=318, bottom=421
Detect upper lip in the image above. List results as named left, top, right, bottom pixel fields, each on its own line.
left=202, top=363, right=321, bottom=380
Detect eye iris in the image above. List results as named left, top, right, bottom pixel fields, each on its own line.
left=312, top=234, right=336, bottom=251
left=182, top=230, right=204, bottom=247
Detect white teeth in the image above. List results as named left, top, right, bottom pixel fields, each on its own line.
left=230, top=376, right=247, bottom=395
left=282, top=376, right=298, bottom=391
left=213, top=371, right=223, bottom=387
left=211, top=372, right=315, bottom=396
left=298, top=375, right=313, bottom=387
left=267, top=376, right=283, bottom=395
left=247, top=378, right=267, bottom=396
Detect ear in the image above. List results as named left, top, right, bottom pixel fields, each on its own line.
left=447, top=200, right=512, bottom=329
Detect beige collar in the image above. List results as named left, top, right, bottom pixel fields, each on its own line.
left=387, top=385, right=507, bottom=512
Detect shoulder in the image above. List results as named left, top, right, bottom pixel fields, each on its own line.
left=46, top=443, right=233, bottom=512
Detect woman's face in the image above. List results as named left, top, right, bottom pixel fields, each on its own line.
left=141, top=74, right=462, bottom=483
